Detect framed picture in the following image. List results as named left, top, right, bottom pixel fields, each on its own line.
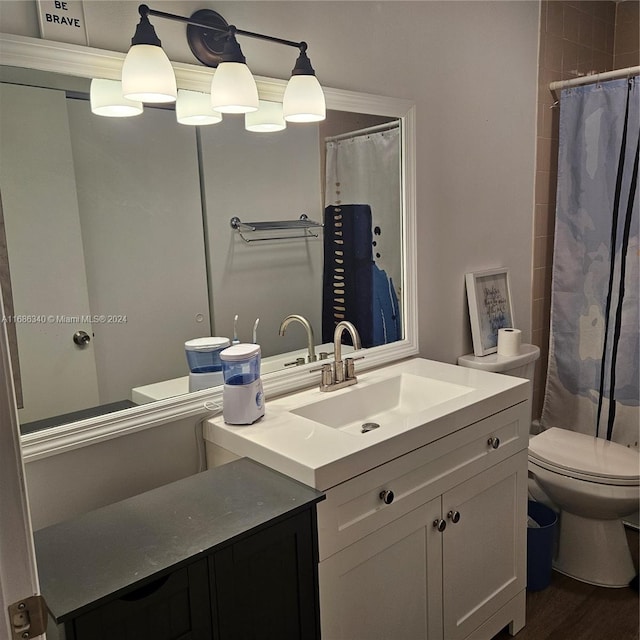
left=465, top=268, right=514, bottom=356
left=37, top=0, right=89, bottom=46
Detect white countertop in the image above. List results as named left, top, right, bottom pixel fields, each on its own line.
left=203, top=357, right=529, bottom=490
left=131, top=342, right=348, bottom=404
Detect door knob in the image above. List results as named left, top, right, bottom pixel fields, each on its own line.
left=487, top=436, right=500, bottom=449
left=73, top=331, right=91, bottom=347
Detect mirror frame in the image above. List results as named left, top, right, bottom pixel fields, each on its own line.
left=0, top=33, right=418, bottom=462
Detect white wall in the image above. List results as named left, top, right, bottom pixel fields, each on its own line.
left=25, top=417, right=203, bottom=529
left=1, top=1, right=539, bottom=525
left=199, top=116, right=323, bottom=356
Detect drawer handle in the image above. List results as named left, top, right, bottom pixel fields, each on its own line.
left=433, top=518, right=447, bottom=532
left=447, top=510, right=461, bottom=524
left=487, top=436, right=500, bottom=450
left=379, top=490, right=395, bottom=505
left=120, top=574, right=172, bottom=601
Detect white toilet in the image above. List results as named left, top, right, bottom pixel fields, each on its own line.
left=458, top=344, right=640, bottom=588
left=528, top=428, right=639, bottom=587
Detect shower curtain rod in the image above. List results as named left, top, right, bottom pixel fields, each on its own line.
left=325, top=120, right=399, bottom=143
left=550, top=65, right=639, bottom=92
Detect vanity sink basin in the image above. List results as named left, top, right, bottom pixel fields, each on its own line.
left=290, top=373, right=473, bottom=435
left=203, top=357, right=531, bottom=490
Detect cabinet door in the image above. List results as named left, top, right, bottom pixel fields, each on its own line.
left=441, top=452, right=527, bottom=640
left=319, top=500, right=443, bottom=640
left=71, top=561, right=212, bottom=640
left=211, top=510, right=320, bottom=640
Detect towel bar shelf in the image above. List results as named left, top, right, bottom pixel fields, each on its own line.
left=230, top=214, right=323, bottom=243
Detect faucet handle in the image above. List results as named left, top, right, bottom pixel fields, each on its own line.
left=310, top=362, right=333, bottom=389
left=344, top=356, right=364, bottom=380
left=284, top=357, right=306, bottom=367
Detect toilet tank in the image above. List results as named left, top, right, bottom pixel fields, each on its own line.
left=457, top=344, right=540, bottom=381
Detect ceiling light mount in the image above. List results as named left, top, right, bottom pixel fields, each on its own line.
left=185, top=9, right=230, bottom=67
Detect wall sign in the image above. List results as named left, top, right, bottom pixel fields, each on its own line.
left=37, top=0, right=88, bottom=46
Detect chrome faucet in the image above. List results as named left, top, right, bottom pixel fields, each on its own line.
left=312, top=320, right=363, bottom=391
left=278, top=314, right=317, bottom=364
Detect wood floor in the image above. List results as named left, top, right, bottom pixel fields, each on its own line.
left=493, top=529, right=639, bottom=640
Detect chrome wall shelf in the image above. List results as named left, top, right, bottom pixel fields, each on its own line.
left=230, top=214, right=323, bottom=243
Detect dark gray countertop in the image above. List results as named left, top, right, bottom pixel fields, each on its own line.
left=34, top=458, right=324, bottom=623
left=20, top=400, right=138, bottom=434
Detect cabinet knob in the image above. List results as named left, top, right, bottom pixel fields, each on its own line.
left=433, top=519, right=447, bottom=532
left=379, top=490, right=395, bottom=505
left=487, top=436, right=500, bottom=450
left=447, top=510, right=461, bottom=524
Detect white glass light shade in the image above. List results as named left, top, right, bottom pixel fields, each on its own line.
left=90, top=79, right=143, bottom=117
left=283, top=75, right=326, bottom=123
left=245, top=101, right=286, bottom=132
left=210, top=62, right=259, bottom=114
left=176, top=90, right=223, bottom=125
left=121, top=44, right=177, bottom=103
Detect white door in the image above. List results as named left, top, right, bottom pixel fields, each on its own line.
left=0, top=287, right=44, bottom=639
left=0, top=82, right=100, bottom=424
left=318, top=500, right=443, bottom=640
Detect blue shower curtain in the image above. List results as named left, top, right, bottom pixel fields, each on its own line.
left=541, top=77, right=639, bottom=447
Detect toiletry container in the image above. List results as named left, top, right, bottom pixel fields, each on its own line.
left=185, top=337, right=230, bottom=392
left=220, top=343, right=265, bottom=425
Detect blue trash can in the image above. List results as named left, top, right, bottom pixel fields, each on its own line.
left=527, top=500, right=557, bottom=591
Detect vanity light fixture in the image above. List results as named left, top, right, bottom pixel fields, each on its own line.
left=209, top=27, right=259, bottom=114
left=90, top=79, right=143, bottom=117
left=119, top=4, right=325, bottom=122
left=282, top=45, right=326, bottom=122
left=245, top=100, right=286, bottom=132
left=121, top=6, right=177, bottom=103
left=176, top=89, right=223, bottom=125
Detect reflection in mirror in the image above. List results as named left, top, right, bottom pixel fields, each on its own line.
left=0, top=63, right=405, bottom=433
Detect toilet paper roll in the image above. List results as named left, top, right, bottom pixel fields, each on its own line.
left=497, top=328, right=522, bottom=356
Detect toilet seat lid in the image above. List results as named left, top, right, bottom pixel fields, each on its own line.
left=529, top=428, right=640, bottom=484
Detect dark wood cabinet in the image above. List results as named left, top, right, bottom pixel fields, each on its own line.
left=211, top=510, right=320, bottom=640
left=70, top=561, right=211, bottom=640
left=35, top=459, right=324, bottom=640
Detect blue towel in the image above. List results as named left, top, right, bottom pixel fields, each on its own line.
left=322, top=204, right=374, bottom=346
left=372, top=264, right=401, bottom=345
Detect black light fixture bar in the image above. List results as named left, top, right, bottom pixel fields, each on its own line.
left=121, top=4, right=325, bottom=121
left=140, top=4, right=304, bottom=51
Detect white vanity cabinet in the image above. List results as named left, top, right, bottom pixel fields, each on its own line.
left=204, top=358, right=533, bottom=639
left=316, top=402, right=529, bottom=640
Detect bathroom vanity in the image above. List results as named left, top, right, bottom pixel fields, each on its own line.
left=204, top=358, right=531, bottom=640
left=34, top=459, right=324, bottom=640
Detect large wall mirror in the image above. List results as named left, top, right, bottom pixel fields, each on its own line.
left=0, top=34, right=417, bottom=455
